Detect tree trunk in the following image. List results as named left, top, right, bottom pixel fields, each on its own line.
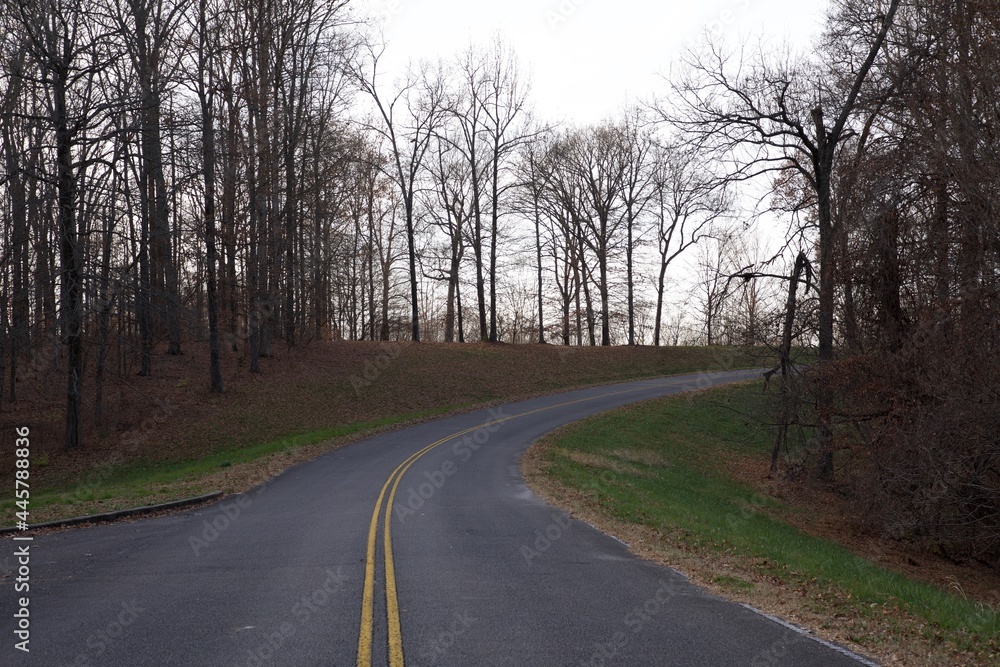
left=489, top=173, right=499, bottom=343
left=534, top=192, right=545, bottom=344
left=137, top=139, right=153, bottom=377
left=444, top=233, right=461, bottom=342
left=815, top=142, right=836, bottom=480
left=771, top=252, right=810, bottom=472
left=580, top=256, right=596, bottom=346
left=54, top=75, right=83, bottom=449
left=248, top=110, right=262, bottom=373
left=654, top=256, right=668, bottom=347
left=599, top=250, right=610, bottom=346
left=456, top=275, right=465, bottom=343
left=3, top=120, right=27, bottom=402
left=404, top=194, right=420, bottom=342
left=199, top=0, right=223, bottom=392
left=626, top=207, right=635, bottom=346
left=95, top=163, right=115, bottom=429
left=473, top=209, right=487, bottom=341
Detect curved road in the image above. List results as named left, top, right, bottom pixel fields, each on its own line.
left=2, top=369, right=877, bottom=666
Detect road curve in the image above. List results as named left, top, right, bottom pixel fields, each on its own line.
left=2, top=369, right=877, bottom=666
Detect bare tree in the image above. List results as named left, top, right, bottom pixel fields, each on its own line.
left=649, top=140, right=725, bottom=346
left=356, top=47, right=445, bottom=342
left=514, top=133, right=554, bottom=344
left=191, top=0, right=223, bottom=391
left=0, top=42, right=29, bottom=402
left=479, top=37, right=533, bottom=343
left=664, top=0, right=902, bottom=476
left=423, top=133, right=472, bottom=342
left=552, top=125, right=627, bottom=346
left=693, top=232, right=735, bottom=346
left=112, top=0, right=187, bottom=357
left=442, top=44, right=491, bottom=342
left=13, top=0, right=114, bottom=448
left=615, top=108, right=654, bottom=346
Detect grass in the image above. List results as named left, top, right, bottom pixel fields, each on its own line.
left=529, top=381, right=999, bottom=666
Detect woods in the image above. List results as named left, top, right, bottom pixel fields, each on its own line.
left=1, top=0, right=998, bottom=566
left=662, top=0, right=1000, bottom=565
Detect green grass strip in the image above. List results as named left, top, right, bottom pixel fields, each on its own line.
left=541, top=382, right=999, bottom=651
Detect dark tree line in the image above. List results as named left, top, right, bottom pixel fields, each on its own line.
left=664, top=0, right=1000, bottom=565
left=1, top=0, right=362, bottom=447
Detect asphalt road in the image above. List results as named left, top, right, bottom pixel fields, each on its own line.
left=2, top=369, right=878, bottom=666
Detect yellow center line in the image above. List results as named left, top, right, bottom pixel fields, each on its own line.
left=356, top=379, right=681, bottom=666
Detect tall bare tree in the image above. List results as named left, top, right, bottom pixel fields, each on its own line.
left=479, top=38, right=533, bottom=343
left=649, top=141, right=727, bottom=346
left=192, top=0, right=223, bottom=391
left=13, top=0, right=113, bottom=448
left=615, top=109, right=654, bottom=346
left=356, top=48, right=445, bottom=342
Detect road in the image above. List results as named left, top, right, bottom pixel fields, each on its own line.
left=2, top=369, right=877, bottom=666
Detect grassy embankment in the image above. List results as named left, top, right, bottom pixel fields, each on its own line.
left=525, top=381, right=999, bottom=667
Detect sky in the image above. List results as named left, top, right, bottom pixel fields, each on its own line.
left=361, top=0, right=831, bottom=125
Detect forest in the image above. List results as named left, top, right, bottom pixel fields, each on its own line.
left=1, top=0, right=998, bottom=566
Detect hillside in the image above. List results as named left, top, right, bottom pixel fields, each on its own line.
left=0, top=341, right=766, bottom=524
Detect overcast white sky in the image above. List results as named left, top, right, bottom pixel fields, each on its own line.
left=355, top=1, right=832, bottom=335
left=361, top=0, right=830, bottom=124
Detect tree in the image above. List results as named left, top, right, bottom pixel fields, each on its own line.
left=823, top=0, right=1000, bottom=562
left=114, top=0, right=186, bottom=357
left=424, top=134, right=472, bottom=342
left=546, top=126, right=628, bottom=346
left=615, top=109, right=654, bottom=346
left=479, top=38, right=533, bottom=343
left=13, top=0, right=114, bottom=448
left=693, top=232, right=735, bottom=346
left=664, top=0, right=902, bottom=476
left=516, top=135, right=553, bottom=344
left=192, top=0, right=223, bottom=391
left=443, top=45, right=491, bottom=341
left=357, top=47, right=445, bottom=342
left=648, top=141, right=725, bottom=346
left=0, top=42, right=29, bottom=402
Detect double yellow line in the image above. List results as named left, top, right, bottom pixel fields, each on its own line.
left=354, top=380, right=677, bottom=666
left=355, top=416, right=510, bottom=667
